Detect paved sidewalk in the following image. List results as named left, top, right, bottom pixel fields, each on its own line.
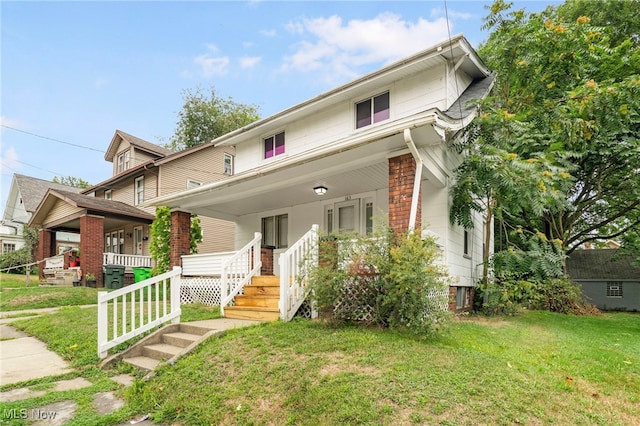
left=0, top=324, right=72, bottom=385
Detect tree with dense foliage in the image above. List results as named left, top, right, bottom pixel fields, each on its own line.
left=451, top=0, right=640, bottom=265
left=53, top=175, right=90, bottom=188
left=167, top=86, right=260, bottom=151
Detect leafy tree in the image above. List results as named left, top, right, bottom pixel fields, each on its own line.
left=557, top=0, right=640, bottom=47
left=149, top=206, right=203, bottom=274
left=53, top=176, right=90, bottom=188
left=168, top=86, right=260, bottom=151
left=459, top=0, right=640, bottom=261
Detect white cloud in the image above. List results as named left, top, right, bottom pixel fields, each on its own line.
left=194, top=54, right=230, bottom=77
left=0, top=116, right=23, bottom=130
left=281, top=13, right=451, bottom=82
left=240, top=56, right=262, bottom=69
left=260, top=29, right=277, bottom=37
left=0, top=146, right=20, bottom=173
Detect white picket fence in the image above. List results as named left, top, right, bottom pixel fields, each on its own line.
left=97, top=266, right=181, bottom=358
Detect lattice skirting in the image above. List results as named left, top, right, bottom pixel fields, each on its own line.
left=180, top=277, right=222, bottom=305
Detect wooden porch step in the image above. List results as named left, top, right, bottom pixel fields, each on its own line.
left=234, top=295, right=279, bottom=308
left=250, top=275, right=280, bottom=286
left=224, top=306, right=280, bottom=321
left=243, top=285, right=280, bottom=296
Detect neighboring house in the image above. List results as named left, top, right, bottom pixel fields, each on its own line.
left=567, top=249, right=640, bottom=312
left=150, top=34, right=494, bottom=312
left=1, top=174, right=81, bottom=255
left=29, top=130, right=236, bottom=287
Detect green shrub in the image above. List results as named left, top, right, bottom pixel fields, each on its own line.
left=0, top=247, right=32, bottom=274
left=309, top=227, right=450, bottom=334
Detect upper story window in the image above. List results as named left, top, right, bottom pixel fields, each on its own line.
left=134, top=176, right=144, bottom=205
left=224, top=153, right=234, bottom=175
left=463, top=229, right=471, bottom=257
left=117, top=150, right=131, bottom=173
left=104, top=190, right=112, bottom=200
left=356, top=92, right=390, bottom=129
left=187, top=179, right=202, bottom=189
left=264, top=131, right=285, bottom=159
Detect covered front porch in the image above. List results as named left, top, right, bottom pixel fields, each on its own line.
left=29, top=189, right=156, bottom=288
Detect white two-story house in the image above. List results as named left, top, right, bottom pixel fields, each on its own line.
left=150, top=34, right=493, bottom=316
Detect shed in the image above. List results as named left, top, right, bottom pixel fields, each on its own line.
left=566, top=249, right=640, bottom=311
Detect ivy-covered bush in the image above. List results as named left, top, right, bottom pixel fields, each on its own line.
left=149, top=206, right=203, bottom=275
left=308, top=227, right=450, bottom=334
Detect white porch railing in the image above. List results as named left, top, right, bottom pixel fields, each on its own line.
left=103, top=253, right=152, bottom=268
left=279, top=224, right=319, bottom=321
left=220, top=232, right=262, bottom=316
left=97, top=266, right=181, bottom=358
left=181, top=251, right=236, bottom=276
left=44, top=254, right=64, bottom=270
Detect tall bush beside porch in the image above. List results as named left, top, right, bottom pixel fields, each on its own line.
left=308, top=226, right=450, bottom=334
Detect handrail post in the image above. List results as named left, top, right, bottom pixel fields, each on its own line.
left=171, top=266, right=181, bottom=324
left=279, top=252, right=287, bottom=320
left=97, top=291, right=108, bottom=358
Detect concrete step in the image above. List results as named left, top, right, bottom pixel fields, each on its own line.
left=234, top=295, right=279, bottom=308
left=162, top=332, right=199, bottom=348
left=142, top=343, right=182, bottom=361
left=123, top=356, right=160, bottom=371
left=178, top=323, right=213, bottom=336
left=224, top=306, right=280, bottom=321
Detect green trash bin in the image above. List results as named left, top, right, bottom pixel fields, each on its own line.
left=132, top=267, right=152, bottom=283
left=104, top=265, right=125, bottom=289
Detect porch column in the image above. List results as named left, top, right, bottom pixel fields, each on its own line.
left=37, top=229, right=55, bottom=280
left=388, top=153, right=422, bottom=235
left=80, top=214, right=104, bottom=288
left=170, top=210, right=191, bottom=268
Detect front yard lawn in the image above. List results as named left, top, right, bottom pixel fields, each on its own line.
left=124, top=311, right=639, bottom=425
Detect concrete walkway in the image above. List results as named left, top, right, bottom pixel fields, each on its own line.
left=0, top=308, right=260, bottom=425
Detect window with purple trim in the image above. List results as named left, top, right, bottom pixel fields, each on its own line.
left=264, top=131, right=285, bottom=159
left=356, top=92, right=390, bottom=129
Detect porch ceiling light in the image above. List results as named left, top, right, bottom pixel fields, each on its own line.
left=313, top=185, right=327, bottom=195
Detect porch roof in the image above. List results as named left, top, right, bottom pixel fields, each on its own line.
left=29, top=189, right=155, bottom=232
left=146, top=112, right=442, bottom=221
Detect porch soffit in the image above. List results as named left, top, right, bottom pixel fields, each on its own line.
left=161, top=126, right=443, bottom=221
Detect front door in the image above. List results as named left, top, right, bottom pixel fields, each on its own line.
left=134, top=226, right=143, bottom=255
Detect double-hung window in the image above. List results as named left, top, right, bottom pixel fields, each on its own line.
left=104, top=190, right=112, bottom=200
left=264, top=132, right=285, bottom=159
left=261, top=214, right=288, bottom=249
left=135, top=176, right=144, bottom=205
left=117, top=150, right=131, bottom=173
left=356, top=92, right=390, bottom=129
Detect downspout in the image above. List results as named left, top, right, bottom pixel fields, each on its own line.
left=403, top=129, right=423, bottom=232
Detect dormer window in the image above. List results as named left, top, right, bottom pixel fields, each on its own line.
left=117, top=150, right=131, bottom=173
left=356, top=92, right=390, bottom=129
left=264, top=131, right=285, bottom=159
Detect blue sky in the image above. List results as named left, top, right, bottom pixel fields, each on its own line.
left=0, top=0, right=560, bottom=215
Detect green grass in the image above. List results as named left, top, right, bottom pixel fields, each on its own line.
left=0, top=272, right=36, bottom=289
left=0, top=286, right=99, bottom=311
left=123, top=312, right=639, bottom=425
